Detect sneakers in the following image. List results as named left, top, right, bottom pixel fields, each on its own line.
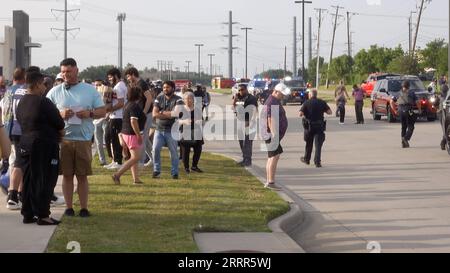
left=172, top=174, right=179, bottom=180
left=144, top=158, right=153, bottom=167
left=191, top=167, right=203, bottom=173
left=105, top=162, right=122, bottom=170
left=79, top=209, right=91, bottom=218
left=339, top=122, right=345, bottom=125
left=315, top=163, right=323, bottom=168
left=64, top=208, right=75, bottom=217
left=50, top=195, right=65, bottom=207
left=6, top=191, right=21, bottom=210
left=152, top=171, right=161, bottom=179
left=264, top=183, right=282, bottom=191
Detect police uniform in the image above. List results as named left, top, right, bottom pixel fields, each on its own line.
left=300, top=97, right=331, bottom=167
left=234, top=93, right=258, bottom=166
left=397, top=88, right=418, bottom=147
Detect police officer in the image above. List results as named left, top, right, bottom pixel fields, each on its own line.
left=393, top=81, right=421, bottom=148
left=233, top=83, right=258, bottom=167
left=299, top=89, right=332, bottom=168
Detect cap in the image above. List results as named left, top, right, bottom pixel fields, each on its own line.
left=274, top=83, right=290, bottom=96
left=56, top=73, right=64, bottom=80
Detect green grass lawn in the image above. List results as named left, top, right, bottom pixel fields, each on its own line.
left=210, top=88, right=232, bottom=95
left=46, top=151, right=289, bottom=253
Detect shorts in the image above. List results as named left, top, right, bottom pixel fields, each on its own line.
left=265, top=139, right=283, bottom=158
left=9, top=138, right=21, bottom=169
left=60, top=140, right=93, bottom=176
left=122, top=134, right=143, bottom=150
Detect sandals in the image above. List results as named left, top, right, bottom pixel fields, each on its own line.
left=112, top=174, right=121, bottom=185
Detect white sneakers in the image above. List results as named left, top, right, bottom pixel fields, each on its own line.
left=50, top=195, right=66, bottom=207
left=104, top=162, right=122, bottom=170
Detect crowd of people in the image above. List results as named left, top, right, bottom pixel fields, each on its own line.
left=0, top=58, right=212, bottom=225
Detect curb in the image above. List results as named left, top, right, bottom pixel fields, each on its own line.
left=208, top=152, right=306, bottom=253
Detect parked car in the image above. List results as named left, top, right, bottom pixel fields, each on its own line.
left=248, top=79, right=267, bottom=98
left=281, top=77, right=308, bottom=105
left=371, top=76, right=438, bottom=122
left=362, top=73, right=400, bottom=98
left=440, top=91, right=450, bottom=154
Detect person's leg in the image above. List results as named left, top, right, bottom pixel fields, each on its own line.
left=115, top=147, right=141, bottom=178
left=152, top=130, right=164, bottom=173
left=140, top=114, right=152, bottom=164
left=406, top=114, right=416, bottom=141
left=104, top=120, right=113, bottom=160
left=63, top=175, right=74, bottom=209
left=37, top=142, right=59, bottom=220
left=192, top=142, right=202, bottom=168
left=243, top=136, right=253, bottom=165
left=129, top=148, right=142, bottom=182
left=268, top=154, right=281, bottom=183
left=340, top=104, right=346, bottom=123
left=180, top=144, right=190, bottom=170
left=20, top=157, right=33, bottom=220
left=266, top=157, right=272, bottom=183
left=359, top=101, right=365, bottom=124
left=314, top=132, right=326, bottom=165
left=304, top=132, right=313, bottom=162
left=166, top=132, right=180, bottom=176
left=111, top=119, right=123, bottom=165
left=238, top=140, right=245, bottom=161
left=400, top=111, right=408, bottom=139
left=94, top=120, right=106, bottom=164
left=75, top=175, right=89, bottom=210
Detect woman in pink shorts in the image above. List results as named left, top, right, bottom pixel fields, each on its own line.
left=112, top=87, right=147, bottom=185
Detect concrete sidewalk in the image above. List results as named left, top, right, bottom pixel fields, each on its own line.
left=0, top=177, right=65, bottom=253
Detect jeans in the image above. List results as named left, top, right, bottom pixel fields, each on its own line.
left=238, top=135, right=253, bottom=164
left=355, top=101, right=364, bottom=124
left=152, top=130, right=179, bottom=175
left=105, top=119, right=123, bottom=164
left=94, top=119, right=107, bottom=164
left=140, top=113, right=153, bottom=164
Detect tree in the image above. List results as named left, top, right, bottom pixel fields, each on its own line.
left=79, top=65, right=116, bottom=81
left=420, top=39, right=448, bottom=75
left=258, top=69, right=292, bottom=79
left=329, top=55, right=353, bottom=84
left=42, top=66, right=61, bottom=77
left=387, top=54, right=420, bottom=75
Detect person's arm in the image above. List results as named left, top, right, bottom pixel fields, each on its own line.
left=142, top=90, right=153, bottom=114
left=152, top=104, right=172, bottom=120
left=44, top=99, right=66, bottom=130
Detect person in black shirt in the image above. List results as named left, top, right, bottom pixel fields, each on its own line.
left=16, top=68, right=65, bottom=225
left=179, top=92, right=204, bottom=173
left=233, top=84, right=258, bottom=167
left=124, top=67, right=154, bottom=166
left=152, top=81, right=184, bottom=179
left=112, top=86, right=147, bottom=185
left=299, top=89, right=332, bottom=168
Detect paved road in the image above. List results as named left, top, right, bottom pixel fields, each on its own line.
left=205, top=92, right=450, bottom=253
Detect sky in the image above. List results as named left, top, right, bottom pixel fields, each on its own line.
left=0, top=0, right=449, bottom=77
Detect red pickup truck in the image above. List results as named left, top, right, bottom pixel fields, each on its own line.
left=362, top=73, right=400, bottom=98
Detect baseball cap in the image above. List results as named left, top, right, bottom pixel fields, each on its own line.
left=56, top=73, right=64, bottom=80
left=274, top=83, right=290, bottom=96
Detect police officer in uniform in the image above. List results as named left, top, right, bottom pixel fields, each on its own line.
left=299, top=89, right=332, bottom=168
left=233, top=84, right=258, bottom=167
left=392, top=81, right=420, bottom=148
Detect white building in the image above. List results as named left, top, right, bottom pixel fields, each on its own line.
left=0, top=26, right=16, bottom=82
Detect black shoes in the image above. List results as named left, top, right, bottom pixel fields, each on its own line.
left=79, top=209, right=91, bottom=218
left=64, top=208, right=75, bottom=217
left=402, top=138, right=410, bottom=148
left=315, top=163, right=322, bottom=168
left=37, top=218, right=61, bottom=226
left=185, top=168, right=191, bottom=174
left=300, top=157, right=310, bottom=165
left=237, top=161, right=251, bottom=167
left=23, top=217, right=38, bottom=224
left=441, top=140, right=446, bottom=151
left=191, top=167, right=204, bottom=173
left=172, top=175, right=179, bottom=180
left=152, top=172, right=161, bottom=179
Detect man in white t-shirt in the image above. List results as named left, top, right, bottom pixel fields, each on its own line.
left=104, top=68, right=127, bottom=170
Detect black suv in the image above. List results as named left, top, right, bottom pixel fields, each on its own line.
left=281, top=78, right=308, bottom=105
left=371, top=76, right=438, bottom=122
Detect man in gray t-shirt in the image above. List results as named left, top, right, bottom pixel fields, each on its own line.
left=152, top=81, right=184, bottom=179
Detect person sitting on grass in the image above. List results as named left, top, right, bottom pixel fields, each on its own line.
left=112, top=86, right=147, bottom=185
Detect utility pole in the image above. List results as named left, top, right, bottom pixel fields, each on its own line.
left=326, top=5, right=344, bottom=88
left=409, top=11, right=417, bottom=55
left=208, top=54, right=215, bottom=76
left=51, top=0, right=80, bottom=59
left=308, top=17, right=312, bottom=66
left=186, top=60, right=192, bottom=80
left=315, top=8, right=326, bottom=89
left=284, top=46, right=287, bottom=77
left=241, top=27, right=252, bottom=79
left=195, top=44, right=204, bottom=77
left=223, top=11, right=238, bottom=79
left=295, top=0, right=313, bottom=80
left=412, top=0, right=427, bottom=55
left=293, top=16, right=297, bottom=77
left=347, top=11, right=358, bottom=57
left=117, top=13, right=126, bottom=69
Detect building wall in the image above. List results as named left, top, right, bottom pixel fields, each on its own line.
left=0, top=26, right=17, bottom=81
